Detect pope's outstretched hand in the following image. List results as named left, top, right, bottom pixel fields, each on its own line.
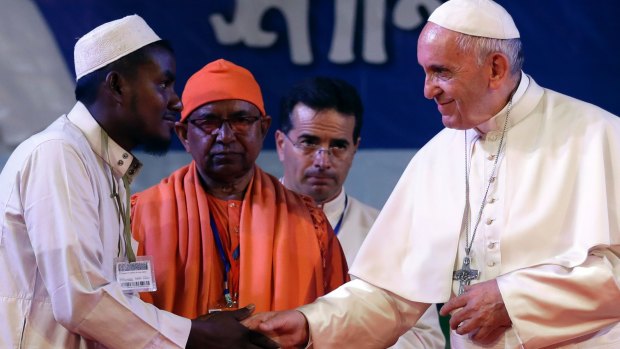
left=242, top=310, right=310, bottom=348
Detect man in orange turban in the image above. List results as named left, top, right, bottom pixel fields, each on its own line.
left=131, top=59, right=349, bottom=319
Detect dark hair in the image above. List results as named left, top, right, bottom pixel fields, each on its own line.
left=74, top=40, right=174, bottom=105
left=280, top=77, right=363, bottom=142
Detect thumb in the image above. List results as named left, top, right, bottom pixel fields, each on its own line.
left=259, top=314, right=283, bottom=332
left=232, top=303, right=256, bottom=321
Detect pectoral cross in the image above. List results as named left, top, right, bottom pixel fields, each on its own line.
left=453, top=256, right=479, bottom=295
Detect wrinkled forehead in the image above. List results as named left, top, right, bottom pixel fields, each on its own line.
left=190, top=99, right=261, bottom=117
left=417, top=23, right=471, bottom=65
left=418, top=23, right=459, bottom=49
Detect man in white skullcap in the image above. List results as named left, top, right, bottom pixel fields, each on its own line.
left=243, top=0, right=620, bottom=347
left=0, top=15, right=277, bottom=349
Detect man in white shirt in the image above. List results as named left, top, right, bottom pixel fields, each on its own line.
left=245, top=0, right=620, bottom=348
left=0, top=15, right=275, bottom=349
left=276, top=76, right=378, bottom=265
left=275, top=76, right=445, bottom=348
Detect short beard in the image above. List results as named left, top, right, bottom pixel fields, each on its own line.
left=141, top=136, right=172, bottom=156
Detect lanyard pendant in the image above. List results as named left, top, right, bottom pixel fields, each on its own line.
left=224, top=292, right=235, bottom=308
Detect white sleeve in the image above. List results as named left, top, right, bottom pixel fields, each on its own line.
left=22, top=141, right=190, bottom=348
left=298, top=279, right=430, bottom=348
left=498, top=247, right=620, bottom=348
left=389, top=305, right=446, bottom=349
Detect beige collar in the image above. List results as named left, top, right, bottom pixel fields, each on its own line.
left=67, top=102, right=142, bottom=182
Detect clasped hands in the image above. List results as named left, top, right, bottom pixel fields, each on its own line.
left=242, top=309, right=309, bottom=348
left=185, top=279, right=511, bottom=348
left=185, top=304, right=308, bottom=349
left=440, top=279, right=512, bottom=345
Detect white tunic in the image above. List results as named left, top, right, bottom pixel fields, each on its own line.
left=0, top=102, right=190, bottom=348
left=321, top=189, right=379, bottom=266
left=299, top=74, right=620, bottom=348
left=322, top=190, right=445, bottom=348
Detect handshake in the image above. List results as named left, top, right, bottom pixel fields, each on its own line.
left=185, top=304, right=309, bottom=349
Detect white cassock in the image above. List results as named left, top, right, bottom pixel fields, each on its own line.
left=322, top=189, right=445, bottom=348
left=298, top=73, right=620, bottom=348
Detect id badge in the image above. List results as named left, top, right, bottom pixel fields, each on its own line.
left=114, top=256, right=157, bottom=293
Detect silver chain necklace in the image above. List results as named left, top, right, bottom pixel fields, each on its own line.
left=453, top=99, right=512, bottom=295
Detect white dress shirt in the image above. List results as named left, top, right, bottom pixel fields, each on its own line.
left=320, top=189, right=379, bottom=265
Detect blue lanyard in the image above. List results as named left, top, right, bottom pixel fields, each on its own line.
left=333, top=195, right=348, bottom=236
left=209, top=213, right=237, bottom=307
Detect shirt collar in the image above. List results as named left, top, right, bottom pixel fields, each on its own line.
left=67, top=102, right=142, bottom=182
left=474, top=71, right=530, bottom=137
left=320, top=188, right=347, bottom=224
left=278, top=176, right=347, bottom=225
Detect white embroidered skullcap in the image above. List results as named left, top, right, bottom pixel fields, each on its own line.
left=428, top=0, right=520, bottom=39
left=74, top=15, right=161, bottom=81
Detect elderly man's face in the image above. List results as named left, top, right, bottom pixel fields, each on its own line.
left=276, top=103, right=359, bottom=204
left=417, top=23, right=495, bottom=130
left=177, top=99, right=270, bottom=183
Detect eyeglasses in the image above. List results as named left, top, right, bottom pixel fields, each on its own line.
left=188, top=115, right=261, bottom=134
left=282, top=132, right=350, bottom=159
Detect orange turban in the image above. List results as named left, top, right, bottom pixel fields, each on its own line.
left=180, top=59, right=265, bottom=122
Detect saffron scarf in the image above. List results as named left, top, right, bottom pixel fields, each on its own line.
left=131, top=162, right=348, bottom=318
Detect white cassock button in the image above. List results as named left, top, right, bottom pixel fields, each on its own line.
left=487, top=154, right=495, bottom=160
left=488, top=197, right=496, bottom=204
left=486, top=218, right=494, bottom=225
left=487, top=261, right=496, bottom=267
left=488, top=242, right=496, bottom=249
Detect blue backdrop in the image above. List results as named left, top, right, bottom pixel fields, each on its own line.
left=34, top=0, right=620, bottom=150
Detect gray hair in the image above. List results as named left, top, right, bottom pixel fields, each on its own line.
left=455, top=34, right=524, bottom=76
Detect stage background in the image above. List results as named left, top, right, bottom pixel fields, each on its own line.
left=1, top=0, right=619, bottom=209
left=1, top=1, right=619, bottom=346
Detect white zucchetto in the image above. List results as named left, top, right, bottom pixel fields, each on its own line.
left=74, top=15, right=161, bottom=81
left=428, top=0, right=520, bottom=39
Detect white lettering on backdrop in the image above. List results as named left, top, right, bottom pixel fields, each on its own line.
left=209, top=0, right=442, bottom=65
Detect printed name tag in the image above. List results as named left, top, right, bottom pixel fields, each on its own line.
left=114, top=256, right=157, bottom=293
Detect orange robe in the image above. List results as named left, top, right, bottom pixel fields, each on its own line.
left=131, top=162, right=349, bottom=318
